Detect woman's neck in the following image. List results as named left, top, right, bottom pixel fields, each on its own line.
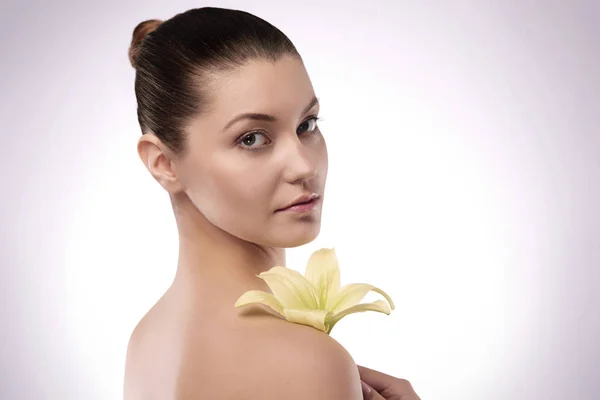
left=168, top=193, right=284, bottom=308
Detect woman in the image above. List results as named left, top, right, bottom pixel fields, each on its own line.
left=124, top=7, right=419, bottom=399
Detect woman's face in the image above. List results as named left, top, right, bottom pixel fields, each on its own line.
left=176, top=55, right=328, bottom=248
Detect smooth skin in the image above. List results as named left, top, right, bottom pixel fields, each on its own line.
left=124, top=55, right=418, bottom=399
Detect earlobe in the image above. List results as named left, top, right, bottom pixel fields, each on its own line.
left=137, top=134, right=183, bottom=193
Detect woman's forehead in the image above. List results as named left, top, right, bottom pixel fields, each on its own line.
left=208, top=56, right=315, bottom=115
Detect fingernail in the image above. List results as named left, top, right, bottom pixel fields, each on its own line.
left=361, top=380, right=372, bottom=397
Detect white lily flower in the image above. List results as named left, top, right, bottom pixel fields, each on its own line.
left=235, top=248, right=395, bottom=334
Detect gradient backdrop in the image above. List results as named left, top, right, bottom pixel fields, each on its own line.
left=1, top=1, right=599, bottom=399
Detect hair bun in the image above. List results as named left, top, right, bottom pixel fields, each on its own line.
left=128, top=19, right=163, bottom=68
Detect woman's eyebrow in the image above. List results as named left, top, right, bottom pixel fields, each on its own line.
left=222, top=96, right=319, bottom=131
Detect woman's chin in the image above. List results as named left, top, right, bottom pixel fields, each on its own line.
left=272, top=225, right=321, bottom=248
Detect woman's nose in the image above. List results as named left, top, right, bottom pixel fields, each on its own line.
left=282, top=140, right=318, bottom=184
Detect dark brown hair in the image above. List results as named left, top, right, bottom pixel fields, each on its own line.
left=128, top=7, right=300, bottom=153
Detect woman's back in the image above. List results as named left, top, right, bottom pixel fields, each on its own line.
left=124, top=288, right=365, bottom=399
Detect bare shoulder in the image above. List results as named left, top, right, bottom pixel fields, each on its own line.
left=123, top=310, right=159, bottom=399
left=176, top=314, right=364, bottom=400
left=123, top=298, right=181, bottom=400
left=252, top=319, right=364, bottom=399
left=123, top=315, right=147, bottom=399
left=125, top=302, right=364, bottom=399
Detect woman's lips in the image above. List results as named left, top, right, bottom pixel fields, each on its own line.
left=277, top=197, right=320, bottom=213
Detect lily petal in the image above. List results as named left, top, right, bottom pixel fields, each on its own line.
left=283, top=308, right=331, bottom=333
left=304, top=248, right=341, bottom=309
left=327, top=299, right=392, bottom=333
left=234, top=290, right=285, bottom=316
left=330, top=283, right=395, bottom=314
left=258, top=266, right=319, bottom=310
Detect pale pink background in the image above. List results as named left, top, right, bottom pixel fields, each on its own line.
left=1, top=1, right=598, bottom=399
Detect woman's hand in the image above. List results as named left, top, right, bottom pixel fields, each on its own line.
left=358, top=365, right=421, bottom=400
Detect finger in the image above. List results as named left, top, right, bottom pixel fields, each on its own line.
left=357, top=365, right=395, bottom=393
left=361, top=381, right=386, bottom=400
left=358, top=365, right=421, bottom=399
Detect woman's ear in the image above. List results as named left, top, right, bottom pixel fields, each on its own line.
left=137, top=134, right=184, bottom=193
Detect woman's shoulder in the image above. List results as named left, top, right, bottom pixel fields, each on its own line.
left=124, top=301, right=364, bottom=399
left=123, top=296, right=183, bottom=399
left=176, top=312, right=365, bottom=399
left=123, top=287, right=208, bottom=398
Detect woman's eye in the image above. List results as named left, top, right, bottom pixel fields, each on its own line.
left=238, top=117, right=320, bottom=150
left=297, top=117, right=320, bottom=134
left=239, top=132, right=270, bottom=149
